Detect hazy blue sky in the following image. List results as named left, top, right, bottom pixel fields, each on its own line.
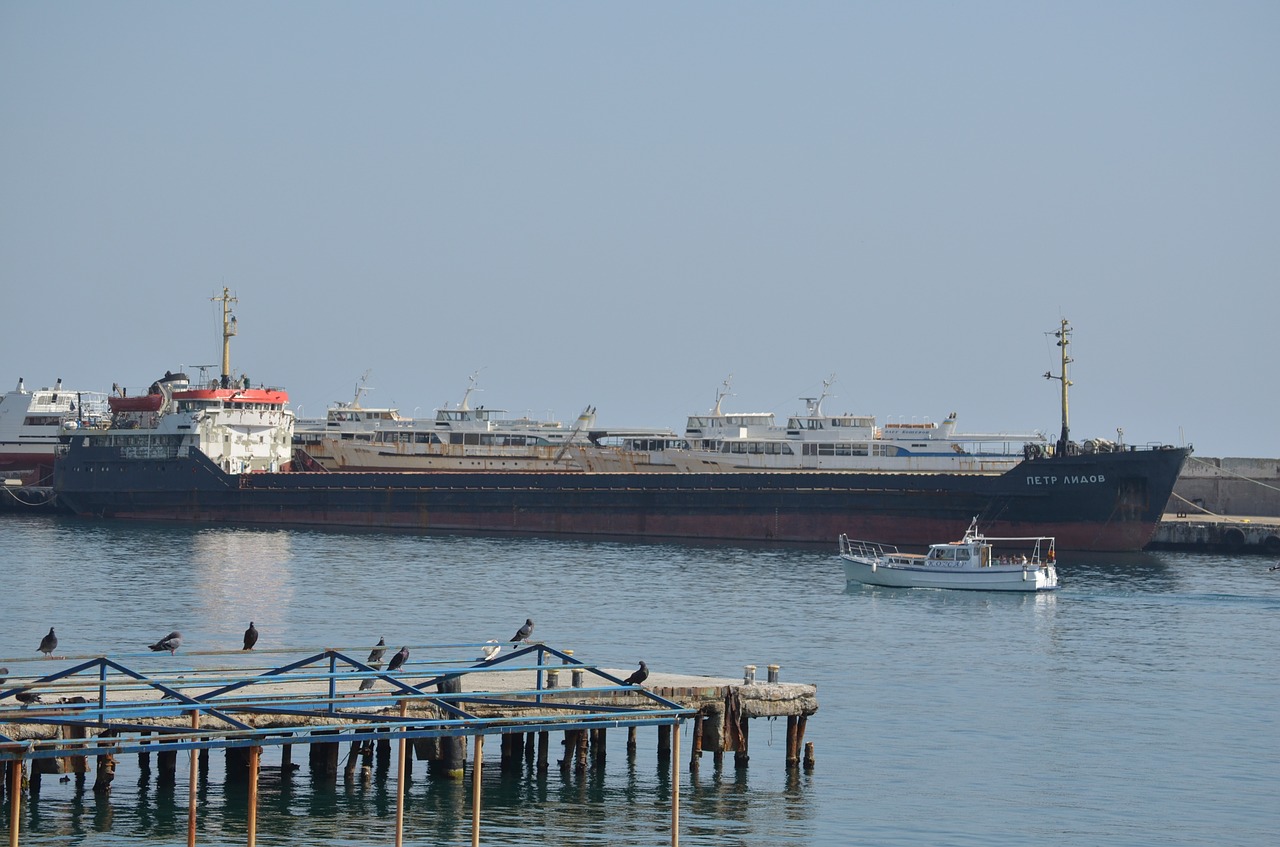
left=3, top=2, right=1276, bottom=457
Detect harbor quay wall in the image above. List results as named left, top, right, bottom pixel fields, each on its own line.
left=1172, top=457, right=1280, bottom=518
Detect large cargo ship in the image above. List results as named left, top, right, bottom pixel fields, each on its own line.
left=52, top=302, right=1190, bottom=551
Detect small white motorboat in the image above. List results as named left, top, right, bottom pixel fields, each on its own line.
left=839, top=519, right=1058, bottom=592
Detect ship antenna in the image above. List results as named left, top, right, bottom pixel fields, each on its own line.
left=713, top=375, right=733, bottom=416
left=1043, top=318, right=1073, bottom=455
left=212, top=287, right=238, bottom=389
left=460, top=370, right=483, bottom=411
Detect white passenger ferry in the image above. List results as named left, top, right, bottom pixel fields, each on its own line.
left=668, top=376, right=1050, bottom=473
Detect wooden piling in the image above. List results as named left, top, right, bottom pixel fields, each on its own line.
left=93, top=751, right=116, bottom=795
left=658, top=725, right=671, bottom=761
left=734, top=716, right=749, bottom=768
left=537, top=730, right=549, bottom=772
left=309, top=732, right=340, bottom=781
left=575, top=729, right=588, bottom=773
left=690, top=713, right=703, bottom=772
left=158, top=749, right=178, bottom=785
left=627, top=725, right=638, bottom=756
left=803, top=741, right=816, bottom=771
left=138, top=730, right=151, bottom=773
left=524, top=731, right=535, bottom=764
left=593, top=728, right=606, bottom=768
left=785, top=716, right=799, bottom=769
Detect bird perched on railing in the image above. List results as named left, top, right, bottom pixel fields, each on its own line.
left=148, top=632, right=182, bottom=655
left=624, top=661, right=649, bottom=686
left=243, top=622, right=258, bottom=650
left=387, top=646, right=409, bottom=673
left=39, top=627, right=58, bottom=658
left=511, top=618, right=534, bottom=643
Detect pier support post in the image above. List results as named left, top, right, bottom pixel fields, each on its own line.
left=734, top=717, right=749, bottom=769
left=158, top=749, right=178, bottom=786
left=247, top=746, right=260, bottom=847
left=309, top=732, right=340, bottom=782
left=593, top=728, right=606, bottom=768
left=658, top=725, right=671, bottom=762
left=470, top=734, right=483, bottom=847
left=279, top=744, right=292, bottom=778
left=93, top=751, right=116, bottom=795
left=537, top=731, right=549, bottom=773
left=796, top=715, right=809, bottom=770
left=138, top=731, right=151, bottom=775
left=671, top=721, right=681, bottom=847
left=785, top=716, right=799, bottom=769
left=575, top=730, right=588, bottom=774
left=394, top=702, right=408, bottom=847
left=524, top=731, right=535, bottom=764
left=803, top=741, right=816, bottom=771
left=188, top=713, right=200, bottom=847
left=690, top=713, right=703, bottom=772
left=8, top=759, right=20, bottom=847
left=627, top=726, right=638, bottom=757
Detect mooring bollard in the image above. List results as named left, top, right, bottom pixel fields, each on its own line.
left=767, top=664, right=780, bottom=683
left=546, top=669, right=559, bottom=688
left=743, top=665, right=756, bottom=684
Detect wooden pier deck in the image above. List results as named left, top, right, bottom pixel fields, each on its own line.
left=1, top=642, right=818, bottom=847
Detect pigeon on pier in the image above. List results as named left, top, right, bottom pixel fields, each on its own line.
left=387, top=646, right=409, bottom=673
left=15, top=691, right=42, bottom=706
left=38, top=627, right=57, bottom=658
left=366, top=637, right=387, bottom=665
left=0, top=668, right=8, bottom=686
left=624, top=661, right=649, bottom=686
left=358, top=662, right=382, bottom=691
left=511, top=618, right=534, bottom=643
left=148, top=631, right=182, bottom=655
left=479, top=641, right=501, bottom=662
left=243, top=622, right=259, bottom=650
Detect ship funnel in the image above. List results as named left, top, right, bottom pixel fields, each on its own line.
left=56, top=378, right=63, bottom=391
left=17, top=377, right=24, bottom=392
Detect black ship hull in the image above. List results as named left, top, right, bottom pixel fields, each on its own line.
left=53, top=440, right=1190, bottom=551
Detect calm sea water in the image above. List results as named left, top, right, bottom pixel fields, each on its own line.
left=2, top=514, right=1278, bottom=846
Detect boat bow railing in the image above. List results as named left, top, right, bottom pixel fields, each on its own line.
left=838, top=534, right=899, bottom=560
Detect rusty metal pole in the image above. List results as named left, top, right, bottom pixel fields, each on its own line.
left=246, top=746, right=260, bottom=847
left=188, top=712, right=200, bottom=847
left=8, top=759, right=20, bottom=847
left=394, top=701, right=408, bottom=847
left=671, top=721, right=681, bottom=847
left=470, top=734, right=483, bottom=847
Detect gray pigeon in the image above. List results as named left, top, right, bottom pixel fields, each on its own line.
left=366, top=637, right=386, bottom=665
left=0, top=667, right=8, bottom=686
left=38, top=627, right=57, bottom=658
left=16, top=691, right=42, bottom=705
left=624, top=661, right=649, bottom=686
left=243, top=622, right=258, bottom=650
left=387, top=646, right=409, bottom=673
left=511, top=618, right=534, bottom=643
left=148, top=631, right=182, bottom=654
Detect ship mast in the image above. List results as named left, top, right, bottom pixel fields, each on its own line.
left=1044, top=318, right=1073, bottom=455
left=213, top=287, right=238, bottom=388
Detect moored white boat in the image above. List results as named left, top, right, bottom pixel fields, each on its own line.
left=839, top=519, right=1058, bottom=592
left=0, top=377, right=108, bottom=482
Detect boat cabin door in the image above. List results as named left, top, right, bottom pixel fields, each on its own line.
left=980, top=545, right=991, bottom=568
